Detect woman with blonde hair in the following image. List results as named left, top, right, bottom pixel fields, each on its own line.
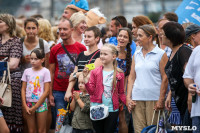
left=51, top=26, right=59, bottom=44
left=38, top=19, right=55, bottom=46
left=0, top=13, right=23, bottom=133
left=70, top=11, right=87, bottom=44
left=38, top=19, right=55, bottom=68
left=16, top=25, right=26, bottom=38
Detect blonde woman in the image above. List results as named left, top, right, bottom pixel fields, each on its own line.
left=38, top=19, right=55, bottom=47
left=38, top=18, right=55, bottom=68
left=70, top=12, right=87, bottom=44
left=51, top=26, right=59, bottom=44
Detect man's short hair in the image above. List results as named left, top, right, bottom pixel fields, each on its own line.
left=163, top=12, right=178, bottom=22
left=112, top=16, right=127, bottom=27
left=60, top=17, right=73, bottom=28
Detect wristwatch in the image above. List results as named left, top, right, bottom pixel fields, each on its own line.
left=73, top=72, right=77, bottom=79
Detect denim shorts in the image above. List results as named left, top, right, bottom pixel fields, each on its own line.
left=26, top=101, right=48, bottom=113
left=0, top=109, right=3, bottom=118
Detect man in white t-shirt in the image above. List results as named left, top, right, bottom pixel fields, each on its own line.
left=183, top=24, right=200, bottom=133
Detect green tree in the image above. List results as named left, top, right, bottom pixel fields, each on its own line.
left=148, top=12, right=162, bottom=23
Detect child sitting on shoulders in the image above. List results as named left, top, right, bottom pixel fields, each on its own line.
left=70, top=74, right=93, bottom=133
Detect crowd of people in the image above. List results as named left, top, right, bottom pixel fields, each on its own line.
left=0, top=0, right=200, bottom=133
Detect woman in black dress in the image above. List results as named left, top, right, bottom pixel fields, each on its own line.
left=0, top=13, right=23, bottom=132
left=161, top=22, right=192, bottom=125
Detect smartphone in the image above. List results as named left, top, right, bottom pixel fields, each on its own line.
left=85, top=63, right=95, bottom=70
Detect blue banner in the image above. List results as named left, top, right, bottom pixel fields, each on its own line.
left=175, top=0, right=200, bottom=25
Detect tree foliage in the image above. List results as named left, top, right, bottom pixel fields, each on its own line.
left=148, top=12, right=162, bottom=23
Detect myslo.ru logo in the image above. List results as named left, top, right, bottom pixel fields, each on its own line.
left=171, top=126, right=197, bottom=131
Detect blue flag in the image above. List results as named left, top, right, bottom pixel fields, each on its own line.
left=175, top=0, right=200, bottom=25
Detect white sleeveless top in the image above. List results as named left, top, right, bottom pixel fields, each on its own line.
left=132, top=46, right=165, bottom=101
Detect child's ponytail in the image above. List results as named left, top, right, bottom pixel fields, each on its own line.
left=113, top=59, right=117, bottom=89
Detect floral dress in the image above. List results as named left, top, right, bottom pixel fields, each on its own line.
left=0, top=35, right=23, bottom=133
left=116, top=58, right=126, bottom=73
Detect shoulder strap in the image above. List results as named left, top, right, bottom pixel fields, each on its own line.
left=61, top=42, right=76, bottom=64
left=1, top=62, right=11, bottom=85
left=88, top=50, right=100, bottom=64
left=21, top=37, right=44, bottom=53
left=6, top=62, right=11, bottom=85
left=39, top=38, right=44, bottom=53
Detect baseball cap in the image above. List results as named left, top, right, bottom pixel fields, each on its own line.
left=185, top=24, right=200, bottom=40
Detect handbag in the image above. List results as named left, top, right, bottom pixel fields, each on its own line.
left=90, top=73, right=116, bottom=121
left=90, top=104, right=109, bottom=121
left=0, top=62, right=12, bottom=107
left=141, top=110, right=175, bottom=133
left=59, top=124, right=72, bottom=133
left=141, top=110, right=160, bottom=133
left=59, top=99, right=73, bottom=133
left=157, top=111, right=175, bottom=133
